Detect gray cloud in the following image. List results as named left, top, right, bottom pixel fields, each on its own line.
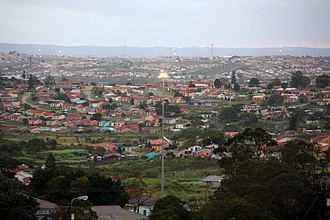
left=0, top=0, right=329, bottom=47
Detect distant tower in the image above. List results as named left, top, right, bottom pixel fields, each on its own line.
left=211, top=44, right=214, bottom=59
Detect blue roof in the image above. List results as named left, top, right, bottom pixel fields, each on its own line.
left=75, top=100, right=87, bottom=104
left=144, top=152, right=160, bottom=159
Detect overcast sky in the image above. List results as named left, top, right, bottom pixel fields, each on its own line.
left=0, top=0, right=329, bottom=48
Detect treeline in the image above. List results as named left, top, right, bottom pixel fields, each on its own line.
left=150, top=128, right=329, bottom=220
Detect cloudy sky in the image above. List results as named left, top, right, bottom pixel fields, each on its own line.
left=0, top=0, right=329, bottom=48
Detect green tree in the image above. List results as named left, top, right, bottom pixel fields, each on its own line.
left=219, top=107, right=238, bottom=123
left=233, top=82, right=240, bottom=92
left=211, top=160, right=319, bottom=220
left=215, top=128, right=277, bottom=164
left=267, top=94, right=284, bottom=106
left=125, top=178, right=151, bottom=213
left=290, top=71, right=310, bottom=88
left=201, top=129, right=225, bottom=146
left=324, top=120, right=330, bottom=130
left=231, top=70, right=237, bottom=85
left=0, top=174, right=38, bottom=220
left=91, top=113, right=103, bottom=121
left=240, top=112, right=258, bottom=126
left=202, top=190, right=270, bottom=220
left=87, top=174, right=129, bottom=206
left=44, top=75, right=55, bottom=85
left=315, top=74, right=330, bottom=88
left=288, top=113, right=298, bottom=130
left=281, top=140, right=319, bottom=178
left=248, top=78, right=259, bottom=87
left=214, top=78, right=222, bottom=89
left=267, top=78, right=281, bottom=89
left=45, top=153, right=56, bottom=169
left=150, top=195, right=195, bottom=220
left=25, top=138, right=48, bottom=154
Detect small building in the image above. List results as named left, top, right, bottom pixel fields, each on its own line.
left=35, top=199, right=59, bottom=220
left=202, top=175, right=226, bottom=187
left=91, top=205, right=146, bottom=220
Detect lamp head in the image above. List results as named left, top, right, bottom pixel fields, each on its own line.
left=77, top=196, right=88, bottom=201
left=158, top=71, right=169, bottom=79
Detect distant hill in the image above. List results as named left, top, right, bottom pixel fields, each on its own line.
left=1, top=43, right=330, bottom=57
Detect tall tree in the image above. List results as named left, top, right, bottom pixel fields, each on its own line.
left=150, top=195, right=195, bottom=220
left=0, top=174, right=38, bottom=220
left=281, top=139, right=319, bottom=178
left=248, top=78, right=259, bottom=87
left=214, top=78, right=222, bottom=89
left=315, top=74, right=330, bottom=88
left=267, top=94, right=284, bottom=106
left=218, top=107, right=238, bottom=123
left=45, top=153, right=56, bottom=169
left=231, top=70, right=237, bottom=85
left=290, top=71, right=310, bottom=88
left=206, top=160, right=319, bottom=220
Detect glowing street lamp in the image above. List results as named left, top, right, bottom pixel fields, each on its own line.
left=158, top=71, right=169, bottom=198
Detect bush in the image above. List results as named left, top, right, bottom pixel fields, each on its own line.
left=144, top=168, right=160, bottom=178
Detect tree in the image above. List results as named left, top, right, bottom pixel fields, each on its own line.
left=208, top=160, right=319, bottom=220
left=91, top=113, right=103, bottom=121
left=125, top=178, right=151, bottom=213
left=248, top=78, right=259, bottom=87
left=215, top=128, right=277, bottom=164
left=57, top=93, right=71, bottom=103
left=201, top=129, right=225, bottom=146
left=240, top=112, right=258, bottom=126
left=290, top=71, right=310, bottom=88
left=231, top=70, right=237, bottom=85
left=202, top=189, right=270, bottom=220
left=45, top=153, right=56, bottom=169
left=315, top=74, right=330, bottom=88
left=324, top=120, right=330, bottom=130
left=44, top=76, right=55, bottom=85
left=267, top=94, right=284, bottom=106
left=0, top=174, right=38, bottom=220
left=233, top=82, right=240, bottom=92
left=87, top=174, right=129, bottom=206
left=130, top=98, right=135, bottom=105
left=218, top=107, right=238, bottom=123
left=281, top=140, right=319, bottom=178
left=30, top=168, right=129, bottom=206
left=214, top=78, right=222, bottom=89
left=267, top=78, right=281, bottom=89
left=150, top=195, right=195, bottom=220
left=138, top=101, right=148, bottom=110
left=288, top=113, right=298, bottom=130
left=174, top=91, right=184, bottom=97
left=25, top=138, right=48, bottom=154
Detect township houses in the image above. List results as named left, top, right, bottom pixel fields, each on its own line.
left=92, top=142, right=117, bottom=152
left=148, top=138, right=170, bottom=152
left=309, top=135, right=330, bottom=152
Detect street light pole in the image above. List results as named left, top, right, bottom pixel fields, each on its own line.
left=159, top=71, right=169, bottom=198
left=70, top=196, right=88, bottom=220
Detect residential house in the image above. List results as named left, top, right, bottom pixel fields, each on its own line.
left=29, top=119, right=43, bottom=125
left=194, top=149, right=212, bottom=158
left=252, top=94, right=266, bottom=102
left=35, top=199, right=59, bottom=220
left=125, top=196, right=158, bottom=217
left=91, top=205, right=146, bottom=220
left=51, top=114, right=66, bottom=120
left=76, top=105, right=89, bottom=113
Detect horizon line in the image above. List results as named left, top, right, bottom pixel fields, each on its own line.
left=1, top=42, right=330, bottom=49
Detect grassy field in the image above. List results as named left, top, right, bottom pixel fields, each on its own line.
left=97, top=157, right=223, bottom=204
